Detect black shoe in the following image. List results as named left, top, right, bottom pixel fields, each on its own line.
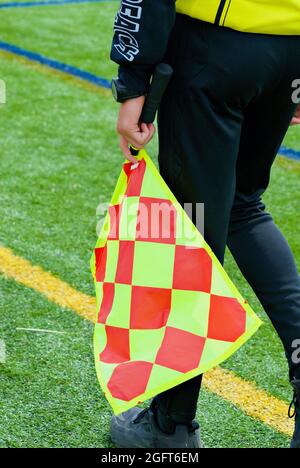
left=289, top=379, right=300, bottom=449
left=111, top=406, right=204, bottom=449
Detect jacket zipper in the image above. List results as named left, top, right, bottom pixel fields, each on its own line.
left=215, top=0, right=227, bottom=25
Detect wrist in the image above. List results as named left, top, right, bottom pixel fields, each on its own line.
left=112, top=78, right=145, bottom=104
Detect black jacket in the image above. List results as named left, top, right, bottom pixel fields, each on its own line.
left=110, top=0, right=176, bottom=94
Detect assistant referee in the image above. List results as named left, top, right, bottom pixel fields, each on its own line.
left=109, top=0, right=300, bottom=449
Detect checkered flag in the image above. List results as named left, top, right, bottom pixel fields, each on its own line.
left=91, top=151, right=261, bottom=415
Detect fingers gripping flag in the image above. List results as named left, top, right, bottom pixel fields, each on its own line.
left=91, top=150, right=261, bottom=415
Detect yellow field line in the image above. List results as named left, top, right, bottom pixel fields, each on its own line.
left=205, top=367, right=293, bottom=437
left=0, top=244, right=294, bottom=437
left=0, top=245, right=96, bottom=322
left=277, top=155, right=300, bottom=174
left=0, top=50, right=111, bottom=97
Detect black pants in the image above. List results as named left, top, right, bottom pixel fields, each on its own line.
left=156, top=15, right=300, bottom=425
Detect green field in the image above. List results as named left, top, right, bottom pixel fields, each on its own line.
left=0, top=1, right=299, bottom=448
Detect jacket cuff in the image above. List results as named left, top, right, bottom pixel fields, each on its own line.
left=118, top=64, right=153, bottom=96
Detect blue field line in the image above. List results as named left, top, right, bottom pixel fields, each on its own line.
left=0, top=0, right=115, bottom=8
left=0, top=40, right=111, bottom=89
left=278, top=145, right=300, bottom=162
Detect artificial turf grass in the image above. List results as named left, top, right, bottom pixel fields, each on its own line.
left=0, top=53, right=118, bottom=297
left=198, top=389, right=290, bottom=448
left=0, top=276, right=290, bottom=448
left=0, top=1, right=118, bottom=79
left=0, top=279, right=115, bottom=447
left=0, top=53, right=157, bottom=298
left=0, top=276, right=111, bottom=448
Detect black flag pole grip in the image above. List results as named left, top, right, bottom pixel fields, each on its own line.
left=130, top=63, right=173, bottom=156
left=140, top=63, right=173, bottom=124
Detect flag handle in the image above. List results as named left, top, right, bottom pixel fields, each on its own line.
left=130, top=63, right=173, bottom=157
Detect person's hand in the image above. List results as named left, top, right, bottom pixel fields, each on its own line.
left=117, top=96, right=156, bottom=162
left=291, top=104, right=300, bottom=126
